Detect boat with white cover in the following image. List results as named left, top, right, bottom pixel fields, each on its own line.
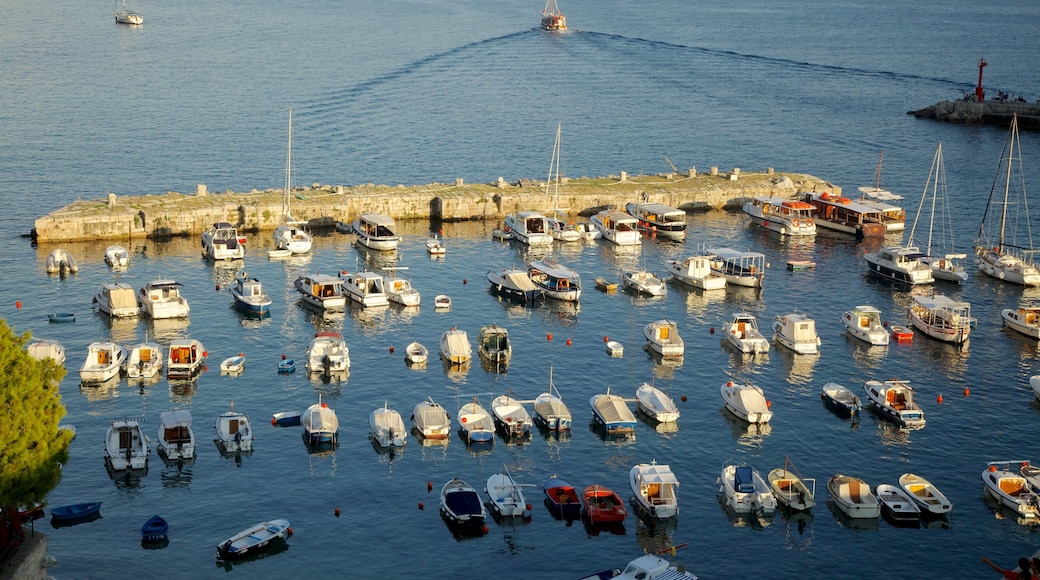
left=875, top=483, right=921, bottom=524
left=104, top=245, right=130, bottom=268
left=590, top=388, right=637, bottom=434
left=231, top=275, right=272, bottom=316
left=504, top=210, right=553, bottom=245
left=1002, top=305, right=1040, bottom=339
left=828, top=474, right=880, bottom=518
left=718, top=462, right=776, bottom=515
left=487, top=268, right=544, bottom=302
left=864, top=379, right=925, bottom=428
left=370, top=402, right=407, bottom=448
left=215, top=402, right=253, bottom=453
left=412, top=397, right=451, bottom=440
left=340, top=269, right=390, bottom=308
left=220, top=355, right=245, bottom=375
left=440, top=478, right=486, bottom=530
left=125, top=342, right=162, bottom=379
left=491, top=392, right=533, bottom=439
left=897, top=473, right=952, bottom=516
left=138, top=279, right=190, bottom=319
left=625, top=202, right=688, bottom=240
left=590, top=209, right=641, bottom=246
left=768, top=463, right=815, bottom=512
left=706, top=248, right=765, bottom=288
left=771, top=312, right=821, bottom=354
left=294, top=273, right=347, bottom=312
left=741, top=197, right=816, bottom=236
left=157, top=409, right=195, bottom=459
left=105, top=418, right=148, bottom=470
left=528, top=259, right=581, bottom=301
left=720, top=380, right=772, bottom=424
left=79, top=341, right=127, bottom=384
left=982, top=461, right=1040, bottom=522
left=842, top=305, right=889, bottom=346
left=643, top=319, right=683, bottom=357
left=166, top=338, right=205, bottom=379
left=666, top=256, right=727, bottom=290
left=974, top=116, right=1040, bottom=286
left=635, top=383, right=679, bottom=423
left=353, top=213, right=401, bottom=250
left=301, top=396, right=338, bottom=445
left=306, top=331, right=350, bottom=375
left=440, top=327, right=472, bottom=365
left=533, top=369, right=572, bottom=431
left=485, top=466, right=529, bottom=518
left=864, top=246, right=934, bottom=285
left=217, top=519, right=290, bottom=559
left=907, top=293, right=974, bottom=344
left=578, top=554, right=699, bottom=580
left=27, top=338, right=65, bottom=364
left=382, top=268, right=421, bottom=306
left=630, top=461, right=679, bottom=519
left=725, top=312, right=770, bottom=354
left=457, top=397, right=494, bottom=443
left=622, top=270, right=667, bottom=297
left=93, top=282, right=140, bottom=318
left=201, top=222, right=245, bottom=261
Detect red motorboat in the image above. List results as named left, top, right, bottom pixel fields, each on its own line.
left=890, top=325, right=914, bottom=343
left=581, top=485, right=627, bottom=524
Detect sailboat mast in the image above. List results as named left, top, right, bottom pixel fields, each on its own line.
left=998, top=117, right=1018, bottom=249
left=283, top=108, right=293, bottom=220
left=925, top=144, right=942, bottom=253
left=545, top=123, right=561, bottom=211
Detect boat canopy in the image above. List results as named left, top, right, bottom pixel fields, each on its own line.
left=160, top=409, right=192, bottom=427
left=635, top=464, right=679, bottom=485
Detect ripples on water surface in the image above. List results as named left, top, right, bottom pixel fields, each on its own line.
left=3, top=0, right=1040, bottom=577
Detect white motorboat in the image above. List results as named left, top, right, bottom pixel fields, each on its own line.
left=138, top=279, right=190, bottom=319
left=1032, top=375, right=1040, bottom=399
left=457, top=397, right=494, bottom=443
left=231, top=275, right=272, bottom=316
left=503, top=210, right=553, bottom=245
left=201, top=222, right=246, bottom=261
left=864, top=246, right=934, bottom=285
left=666, top=256, right=727, bottom=290
left=578, top=554, right=699, bottom=580
left=706, top=248, right=765, bottom=288
left=167, top=338, right=205, bottom=379
left=353, top=213, right=401, bottom=250
left=590, top=388, right=637, bottom=434
left=897, top=473, right=952, bottom=516
left=864, top=379, right=925, bottom=428
left=718, top=462, right=777, bottom=515
left=382, top=268, right=421, bottom=306
left=875, top=483, right=921, bottom=524
left=528, top=259, right=581, bottom=301
left=741, top=196, right=816, bottom=236
left=220, top=355, right=245, bottom=375
left=771, top=312, right=821, bottom=354
left=404, top=341, right=429, bottom=365
left=622, top=270, right=667, bottom=297
left=828, top=474, right=880, bottom=518
left=79, top=341, right=127, bottom=384
left=982, top=461, right=1040, bottom=522
left=533, top=368, right=572, bottom=431
left=842, top=305, right=890, bottom=346
left=114, top=0, right=143, bottom=25
left=273, top=109, right=313, bottom=255
left=485, top=467, right=529, bottom=518
left=294, top=274, right=347, bottom=312
left=426, top=235, right=446, bottom=255
left=370, top=402, right=407, bottom=448
left=217, top=519, right=291, bottom=560
left=487, top=268, right=543, bottom=303
left=124, top=342, right=162, bottom=379
left=341, top=269, right=390, bottom=308
left=440, top=327, right=472, bottom=365
left=302, top=396, right=339, bottom=445
left=26, top=338, right=65, bottom=364
left=491, top=392, right=533, bottom=438
left=1002, top=305, right=1040, bottom=339
left=975, top=116, right=1040, bottom=286
left=215, top=402, right=253, bottom=453
left=157, top=409, right=195, bottom=459
left=630, top=461, right=679, bottom=519
left=440, top=478, right=486, bottom=530
left=105, top=418, right=148, bottom=470
left=625, top=201, right=688, bottom=240
left=45, top=249, right=78, bottom=275
left=104, top=245, right=130, bottom=268
left=768, top=464, right=815, bottom=512
left=93, top=282, right=140, bottom=318
left=907, top=293, right=974, bottom=344
left=724, top=312, right=770, bottom=354
left=635, top=382, right=679, bottom=423
left=590, top=209, right=641, bottom=246
left=434, top=295, right=451, bottom=310
left=605, top=340, right=623, bottom=357
left=306, top=331, right=350, bottom=375
left=720, top=380, right=772, bottom=424
left=547, top=214, right=581, bottom=242
left=412, top=397, right=451, bottom=440
left=477, top=324, right=511, bottom=365
left=574, top=221, right=600, bottom=241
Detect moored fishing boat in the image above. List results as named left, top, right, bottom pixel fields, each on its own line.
left=590, top=388, right=637, bottom=434
left=215, top=402, right=253, bottom=453
left=477, top=324, right=511, bottom=365
left=201, top=222, right=245, bottom=261
left=528, top=258, right=581, bottom=301
left=491, top=391, right=533, bottom=439
left=643, top=319, right=683, bottom=357
left=625, top=201, right=688, bottom=240
left=353, top=213, right=400, bottom=250
left=485, top=467, right=530, bottom=518
left=440, top=478, right=487, bottom=531
left=404, top=341, right=429, bottom=365
left=1002, top=305, right=1040, bottom=339
left=487, top=268, right=543, bottom=303
left=581, top=485, right=627, bottom=524
left=231, top=275, right=272, bottom=316
left=457, top=397, right=494, bottom=443
left=630, top=461, right=679, bottom=519
left=504, top=210, right=553, bottom=245
left=340, top=269, right=390, bottom=308
left=166, top=338, right=206, bottom=379
left=725, top=312, right=770, bottom=354
left=216, top=519, right=291, bottom=560
left=802, top=191, right=887, bottom=239
left=157, top=409, right=195, bottom=460
left=768, top=462, right=815, bottom=512
left=864, top=246, right=934, bottom=285
left=720, top=380, right=772, bottom=424
left=771, top=312, right=821, bottom=354
left=828, top=474, right=880, bottom=518
left=842, top=305, right=889, bottom=346
left=440, top=327, right=472, bottom=365
left=301, top=396, right=338, bottom=445
left=907, top=293, right=974, bottom=344
left=981, top=461, right=1040, bottom=522
left=635, top=382, right=679, bottom=423
left=105, top=418, right=147, bottom=471
left=369, top=402, right=407, bottom=448
left=533, top=371, right=572, bottom=431
left=125, top=342, right=162, bottom=379
left=864, top=379, right=925, bottom=428
left=544, top=474, right=581, bottom=519
left=138, top=279, right=190, bottom=319
left=412, top=397, right=451, bottom=440
left=666, top=256, right=727, bottom=290
left=706, top=248, right=765, bottom=288
left=874, top=483, right=921, bottom=525
left=294, top=273, right=347, bottom=312
left=590, top=209, right=641, bottom=246
left=718, top=461, right=776, bottom=515
left=622, top=270, right=667, bottom=297
left=93, top=282, right=140, bottom=318
left=79, top=341, right=127, bottom=384
left=820, top=382, right=861, bottom=418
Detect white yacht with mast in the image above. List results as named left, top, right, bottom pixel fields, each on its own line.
left=273, top=108, right=313, bottom=255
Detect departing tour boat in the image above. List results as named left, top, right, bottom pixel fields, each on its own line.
left=541, top=0, right=566, bottom=31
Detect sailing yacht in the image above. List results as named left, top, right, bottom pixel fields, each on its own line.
left=273, top=109, right=313, bottom=255
left=974, top=115, right=1040, bottom=286
left=114, top=0, right=143, bottom=25
left=906, top=143, right=967, bottom=283
left=544, top=123, right=579, bottom=242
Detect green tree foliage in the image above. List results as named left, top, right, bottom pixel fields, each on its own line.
left=0, top=320, right=71, bottom=541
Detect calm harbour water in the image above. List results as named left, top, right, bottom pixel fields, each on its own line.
left=4, top=0, right=1040, bottom=578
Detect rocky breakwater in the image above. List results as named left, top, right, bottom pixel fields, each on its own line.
left=909, top=99, right=1040, bottom=130
left=31, top=168, right=835, bottom=243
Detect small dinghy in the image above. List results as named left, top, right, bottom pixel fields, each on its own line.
left=605, top=340, right=623, bottom=357
left=820, top=382, right=861, bottom=418
left=49, top=312, right=76, bottom=324
left=897, top=473, right=952, bottom=516
left=434, top=295, right=451, bottom=310
left=426, top=235, right=446, bottom=255
left=828, top=474, right=880, bottom=519
left=874, top=483, right=921, bottom=525
left=216, top=519, right=291, bottom=559
left=890, top=324, right=914, bottom=343
left=595, top=277, right=618, bottom=293
left=405, top=341, right=429, bottom=365
left=50, top=502, right=102, bottom=522
left=277, top=357, right=296, bottom=374
left=440, top=478, right=486, bottom=531
left=141, top=515, right=169, bottom=542
left=485, top=466, right=529, bottom=518
left=220, top=355, right=245, bottom=375
left=768, top=462, right=816, bottom=512
left=544, top=474, right=581, bottom=520
left=271, top=411, right=301, bottom=427
left=581, top=484, right=627, bottom=524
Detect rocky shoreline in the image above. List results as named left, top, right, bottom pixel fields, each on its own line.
left=908, top=99, right=1040, bottom=129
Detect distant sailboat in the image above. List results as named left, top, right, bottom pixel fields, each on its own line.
left=273, top=108, right=313, bottom=255
left=114, top=0, right=143, bottom=25
left=544, top=123, right=579, bottom=242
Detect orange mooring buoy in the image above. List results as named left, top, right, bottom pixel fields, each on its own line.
left=547, top=333, right=553, bottom=342
left=964, top=387, right=970, bottom=397
left=418, top=502, right=424, bottom=510
left=389, top=345, right=395, bottom=353
left=566, top=339, right=572, bottom=346
left=427, top=481, right=433, bottom=492
left=334, top=508, right=341, bottom=517
left=681, top=395, right=687, bottom=402
left=937, top=394, right=944, bottom=404
left=463, top=278, right=467, bottom=285
left=710, top=327, right=715, bottom=334
left=15, top=301, right=21, bottom=309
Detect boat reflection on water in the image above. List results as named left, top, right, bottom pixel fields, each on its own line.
left=588, top=420, right=636, bottom=446
left=80, top=375, right=121, bottom=401
left=873, top=414, right=919, bottom=447
left=635, top=408, right=679, bottom=436
left=848, top=338, right=888, bottom=370
left=147, top=317, right=190, bottom=344
left=107, top=464, right=148, bottom=499
left=160, top=455, right=195, bottom=488
left=394, top=304, right=421, bottom=323
left=779, top=507, right=814, bottom=551
left=675, top=283, right=727, bottom=316
left=458, top=431, right=493, bottom=457
left=169, top=378, right=199, bottom=404
left=720, top=407, right=771, bottom=447
left=214, top=439, right=253, bottom=466
left=348, top=303, right=390, bottom=336
left=442, top=359, right=471, bottom=384
left=721, top=340, right=770, bottom=368
left=101, top=314, right=139, bottom=345
left=776, top=348, right=819, bottom=386
left=583, top=518, right=626, bottom=537
left=827, top=499, right=879, bottom=531
left=717, top=494, right=775, bottom=528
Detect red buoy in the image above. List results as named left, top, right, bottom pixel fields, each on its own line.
left=334, top=508, right=341, bottom=517
left=427, top=481, right=433, bottom=492
left=525, top=503, right=532, bottom=511
left=937, top=394, right=944, bottom=404
left=215, top=284, right=220, bottom=290
left=964, top=387, right=970, bottom=397
left=481, top=525, right=489, bottom=535
left=15, top=301, right=21, bottom=309
left=681, top=395, right=687, bottom=402
left=463, top=278, right=467, bottom=285
left=566, top=339, right=572, bottom=346
left=418, top=502, right=424, bottom=510
left=710, top=327, right=715, bottom=334
left=287, top=527, right=293, bottom=537
left=547, top=333, right=553, bottom=341
left=389, top=345, right=395, bottom=353
left=766, top=400, right=772, bottom=408
left=271, top=417, right=276, bottom=426
left=603, top=336, right=609, bottom=342
left=281, top=354, right=287, bottom=360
